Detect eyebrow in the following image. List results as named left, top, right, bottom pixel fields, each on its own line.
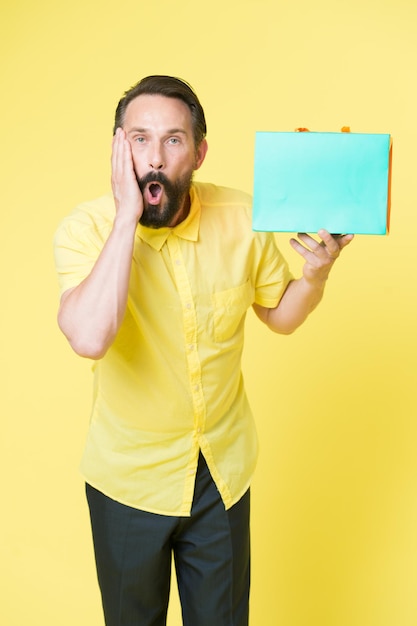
left=127, top=127, right=188, bottom=136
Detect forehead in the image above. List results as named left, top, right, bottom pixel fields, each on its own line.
left=123, top=94, right=193, bottom=132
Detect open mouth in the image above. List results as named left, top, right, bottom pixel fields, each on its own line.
left=145, top=182, right=163, bottom=205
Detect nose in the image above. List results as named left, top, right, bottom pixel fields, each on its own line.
left=149, top=158, right=164, bottom=170
left=149, top=143, right=164, bottom=170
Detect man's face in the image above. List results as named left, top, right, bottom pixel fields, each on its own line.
left=123, top=94, right=207, bottom=228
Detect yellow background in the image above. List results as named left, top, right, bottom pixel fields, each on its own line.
left=2, top=0, right=416, bottom=624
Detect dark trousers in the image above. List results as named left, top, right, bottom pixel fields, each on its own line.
left=86, top=454, right=250, bottom=626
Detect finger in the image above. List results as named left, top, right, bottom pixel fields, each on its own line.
left=317, top=230, right=342, bottom=259
left=295, top=232, right=336, bottom=262
left=111, top=128, right=123, bottom=182
left=293, top=231, right=339, bottom=263
left=121, top=133, right=135, bottom=179
left=319, top=232, right=354, bottom=256
left=112, top=128, right=130, bottom=174
left=289, top=236, right=322, bottom=266
left=338, top=233, right=355, bottom=250
left=296, top=232, right=323, bottom=254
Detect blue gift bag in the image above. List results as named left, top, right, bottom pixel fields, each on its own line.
left=252, top=131, right=392, bottom=235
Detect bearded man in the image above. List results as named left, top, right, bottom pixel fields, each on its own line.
left=54, top=75, right=352, bottom=626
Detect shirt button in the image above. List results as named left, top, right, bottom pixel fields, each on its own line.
left=186, top=303, right=191, bottom=309
left=175, top=259, right=181, bottom=265
left=189, top=344, right=194, bottom=351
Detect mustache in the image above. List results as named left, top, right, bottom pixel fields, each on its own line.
left=137, top=171, right=172, bottom=192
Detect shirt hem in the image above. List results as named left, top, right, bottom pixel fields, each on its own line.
left=82, top=473, right=193, bottom=517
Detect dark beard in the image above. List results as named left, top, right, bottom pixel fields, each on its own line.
left=137, top=170, right=193, bottom=228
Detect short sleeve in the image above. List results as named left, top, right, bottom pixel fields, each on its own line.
left=53, top=195, right=114, bottom=297
left=253, top=231, right=293, bottom=308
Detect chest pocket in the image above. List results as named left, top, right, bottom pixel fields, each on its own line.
left=212, top=280, right=254, bottom=343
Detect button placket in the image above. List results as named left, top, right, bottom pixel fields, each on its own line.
left=167, top=235, right=206, bottom=434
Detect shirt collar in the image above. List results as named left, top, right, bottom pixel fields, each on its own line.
left=136, top=184, right=201, bottom=251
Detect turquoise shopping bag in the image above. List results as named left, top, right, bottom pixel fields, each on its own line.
left=252, top=130, right=392, bottom=234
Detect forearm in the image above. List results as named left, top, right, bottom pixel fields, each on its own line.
left=255, top=231, right=354, bottom=334
left=58, top=215, right=138, bottom=359
left=254, top=275, right=327, bottom=334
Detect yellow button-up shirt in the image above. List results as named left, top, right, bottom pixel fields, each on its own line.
left=54, top=182, right=292, bottom=515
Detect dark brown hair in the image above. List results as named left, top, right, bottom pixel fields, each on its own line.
left=113, top=75, right=207, bottom=148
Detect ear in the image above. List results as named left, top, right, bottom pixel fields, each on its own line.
left=194, top=139, right=208, bottom=170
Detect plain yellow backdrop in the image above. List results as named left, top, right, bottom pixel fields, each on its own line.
left=2, top=0, right=417, bottom=624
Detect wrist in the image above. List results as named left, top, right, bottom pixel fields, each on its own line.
left=303, top=266, right=330, bottom=288
left=301, top=273, right=328, bottom=297
left=113, top=212, right=140, bottom=233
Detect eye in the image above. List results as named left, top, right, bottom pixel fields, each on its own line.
left=135, top=136, right=146, bottom=143
left=168, top=137, right=180, bottom=145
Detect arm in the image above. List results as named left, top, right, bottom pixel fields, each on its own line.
left=57, top=129, right=143, bottom=359
left=253, top=230, right=354, bottom=334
